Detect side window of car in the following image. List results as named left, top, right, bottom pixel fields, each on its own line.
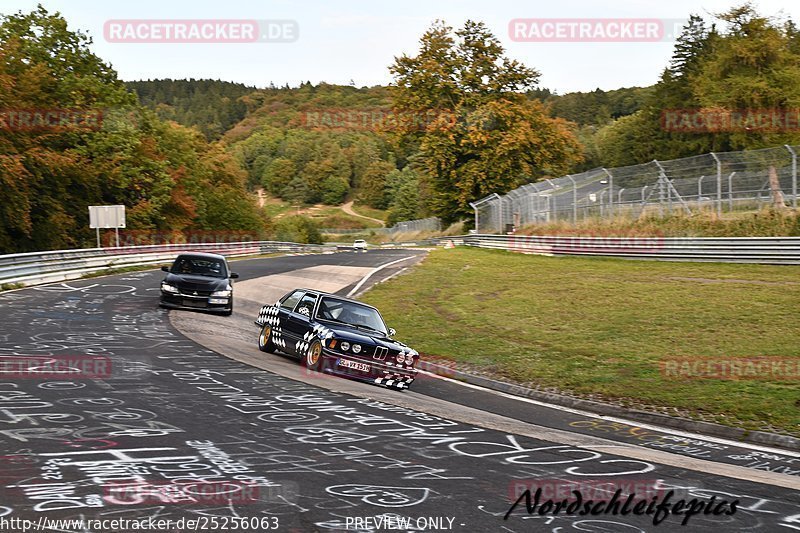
left=294, top=294, right=317, bottom=318
left=280, top=290, right=304, bottom=311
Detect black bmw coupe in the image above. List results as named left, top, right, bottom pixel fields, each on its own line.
left=254, top=288, right=419, bottom=390
left=159, top=252, right=239, bottom=315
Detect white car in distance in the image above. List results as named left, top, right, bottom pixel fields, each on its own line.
left=353, top=239, right=368, bottom=252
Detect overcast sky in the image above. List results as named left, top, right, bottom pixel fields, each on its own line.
left=2, top=0, right=795, bottom=94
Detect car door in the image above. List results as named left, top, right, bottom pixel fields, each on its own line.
left=273, top=290, right=304, bottom=348
left=283, top=292, right=318, bottom=356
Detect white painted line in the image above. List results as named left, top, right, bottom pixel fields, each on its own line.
left=417, top=369, right=800, bottom=457
left=346, top=255, right=418, bottom=298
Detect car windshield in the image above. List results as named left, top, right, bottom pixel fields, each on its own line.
left=171, top=256, right=227, bottom=278
left=316, top=297, right=387, bottom=335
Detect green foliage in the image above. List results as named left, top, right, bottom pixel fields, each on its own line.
left=385, top=167, right=421, bottom=226
left=127, top=79, right=256, bottom=140
left=596, top=6, right=800, bottom=166
left=0, top=7, right=267, bottom=253
left=274, top=215, right=322, bottom=244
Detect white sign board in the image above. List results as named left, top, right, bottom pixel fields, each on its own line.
left=89, top=205, right=126, bottom=229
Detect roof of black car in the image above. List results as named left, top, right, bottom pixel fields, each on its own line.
left=175, top=251, right=228, bottom=260
left=295, top=288, right=375, bottom=307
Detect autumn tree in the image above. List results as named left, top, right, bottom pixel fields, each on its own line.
left=390, top=20, right=582, bottom=223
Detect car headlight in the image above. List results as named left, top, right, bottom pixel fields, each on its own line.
left=340, top=341, right=350, bottom=351
left=211, top=289, right=232, bottom=297
left=352, top=344, right=362, bottom=354
left=396, top=353, right=406, bottom=364
left=161, top=283, right=179, bottom=294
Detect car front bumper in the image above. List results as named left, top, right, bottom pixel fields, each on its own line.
left=160, top=292, right=232, bottom=313
left=320, top=348, right=417, bottom=389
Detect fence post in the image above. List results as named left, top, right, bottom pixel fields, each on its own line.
left=603, top=168, right=614, bottom=216
left=711, top=152, right=722, bottom=216
left=566, top=175, right=577, bottom=223
left=786, top=145, right=797, bottom=209
left=469, top=202, right=479, bottom=233
left=497, top=197, right=503, bottom=234
left=698, top=175, right=704, bottom=203
left=654, top=160, right=666, bottom=216
left=728, top=172, right=736, bottom=211
left=545, top=179, right=556, bottom=221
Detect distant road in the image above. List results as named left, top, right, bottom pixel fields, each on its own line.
left=341, top=200, right=385, bottom=227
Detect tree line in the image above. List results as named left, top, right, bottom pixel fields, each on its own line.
left=2, top=4, right=797, bottom=252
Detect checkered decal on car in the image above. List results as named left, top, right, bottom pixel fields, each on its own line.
left=256, top=305, right=286, bottom=350
left=272, top=325, right=286, bottom=349
left=294, top=323, right=334, bottom=356
left=374, top=373, right=415, bottom=390
left=255, top=305, right=280, bottom=327
left=312, top=323, right=334, bottom=340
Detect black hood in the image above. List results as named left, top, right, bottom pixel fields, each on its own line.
left=163, top=273, right=230, bottom=292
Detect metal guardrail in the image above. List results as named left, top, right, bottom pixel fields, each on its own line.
left=461, top=234, right=800, bottom=264
left=0, top=241, right=335, bottom=288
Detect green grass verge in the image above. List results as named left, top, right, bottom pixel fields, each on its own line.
left=361, top=247, right=800, bottom=435
left=520, top=208, right=800, bottom=237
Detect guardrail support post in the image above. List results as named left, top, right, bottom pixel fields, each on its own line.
left=711, top=152, right=722, bottom=217
left=786, top=145, right=797, bottom=209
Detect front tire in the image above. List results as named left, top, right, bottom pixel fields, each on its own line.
left=258, top=324, right=274, bottom=353
left=304, top=340, right=323, bottom=371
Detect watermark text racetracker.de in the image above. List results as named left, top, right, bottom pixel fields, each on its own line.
left=661, top=357, right=800, bottom=380
left=104, top=19, right=298, bottom=43
left=509, top=18, right=686, bottom=42
left=0, top=108, right=103, bottom=131
left=662, top=108, right=800, bottom=133
left=0, top=355, right=111, bottom=379
left=0, top=516, right=279, bottom=532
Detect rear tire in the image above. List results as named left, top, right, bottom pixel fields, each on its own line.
left=304, top=340, right=323, bottom=371
left=258, top=324, right=274, bottom=353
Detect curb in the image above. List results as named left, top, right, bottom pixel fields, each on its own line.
left=417, top=360, right=800, bottom=452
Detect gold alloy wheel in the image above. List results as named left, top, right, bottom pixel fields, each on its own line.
left=307, top=341, right=321, bottom=367
left=259, top=325, right=271, bottom=347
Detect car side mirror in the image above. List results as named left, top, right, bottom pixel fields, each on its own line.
left=388, top=328, right=396, bottom=337
left=230, top=272, right=240, bottom=279
left=161, top=266, right=169, bottom=272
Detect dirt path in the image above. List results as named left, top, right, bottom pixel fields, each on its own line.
left=341, top=200, right=385, bottom=227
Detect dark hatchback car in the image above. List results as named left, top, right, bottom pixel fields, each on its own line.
left=159, top=252, right=239, bottom=315
left=254, top=289, right=419, bottom=390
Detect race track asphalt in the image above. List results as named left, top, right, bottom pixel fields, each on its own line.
left=0, top=249, right=797, bottom=532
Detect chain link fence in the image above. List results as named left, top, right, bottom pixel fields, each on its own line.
left=470, top=145, right=800, bottom=233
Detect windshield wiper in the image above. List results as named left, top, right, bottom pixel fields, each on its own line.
left=352, top=324, right=385, bottom=335
left=317, top=317, right=385, bottom=335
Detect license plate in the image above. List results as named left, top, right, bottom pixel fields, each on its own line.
left=338, top=359, right=370, bottom=372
